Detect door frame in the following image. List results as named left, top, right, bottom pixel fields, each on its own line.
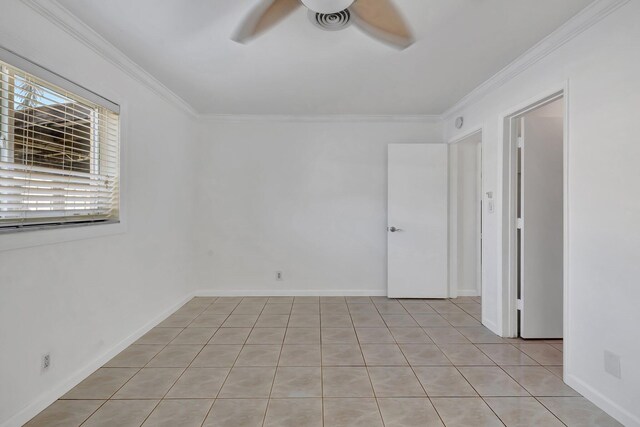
left=500, top=82, right=570, bottom=370
left=447, top=129, right=483, bottom=300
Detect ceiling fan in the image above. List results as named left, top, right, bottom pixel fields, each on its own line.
left=233, top=0, right=414, bottom=49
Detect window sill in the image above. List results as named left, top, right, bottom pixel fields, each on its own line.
left=0, top=220, right=126, bottom=252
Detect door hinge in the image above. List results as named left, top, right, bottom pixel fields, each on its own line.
left=517, top=137, right=524, bottom=148
left=517, top=299, right=523, bottom=310
left=517, top=218, right=524, bottom=229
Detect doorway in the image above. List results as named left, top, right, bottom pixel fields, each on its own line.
left=505, top=93, right=565, bottom=339
left=449, top=131, right=483, bottom=304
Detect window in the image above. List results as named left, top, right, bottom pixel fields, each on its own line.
left=0, top=49, right=120, bottom=231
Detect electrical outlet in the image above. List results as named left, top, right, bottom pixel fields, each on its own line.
left=604, top=350, right=621, bottom=379
left=276, top=271, right=283, bottom=281
left=42, top=353, right=51, bottom=371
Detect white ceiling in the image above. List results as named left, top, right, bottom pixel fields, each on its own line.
left=58, top=0, right=593, bottom=115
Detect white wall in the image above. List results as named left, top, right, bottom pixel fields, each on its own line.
left=0, top=3, right=198, bottom=426
left=192, top=118, right=442, bottom=296
left=443, top=2, right=640, bottom=425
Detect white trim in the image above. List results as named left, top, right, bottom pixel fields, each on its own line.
left=1, top=292, right=197, bottom=427
left=194, top=289, right=388, bottom=297
left=20, top=0, right=197, bottom=118
left=198, top=114, right=443, bottom=124
left=564, top=375, right=640, bottom=427
left=442, top=0, right=629, bottom=119
left=455, top=289, right=480, bottom=297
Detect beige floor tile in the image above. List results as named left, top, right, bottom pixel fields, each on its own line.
left=456, top=327, right=506, bottom=343
left=189, top=314, right=227, bottom=328
left=367, top=367, right=426, bottom=397
left=294, top=296, right=320, bottom=303
left=322, top=367, right=374, bottom=397
left=539, top=397, right=624, bottom=426
left=322, top=328, right=358, bottom=344
left=157, top=314, right=197, bottom=328
left=401, top=303, right=437, bottom=315
left=284, top=327, right=321, bottom=344
left=235, top=344, right=281, bottom=366
left=255, top=314, right=289, bottom=327
left=24, top=400, right=103, bottom=427
left=268, top=296, right=294, bottom=303
left=412, top=315, right=451, bottom=328
left=361, top=344, right=408, bottom=366
left=82, top=400, right=158, bottom=427
left=166, top=367, right=229, bottom=398
left=321, top=296, right=346, bottom=303
left=476, top=344, right=538, bottom=365
left=209, top=328, right=251, bottom=344
left=377, top=398, right=444, bottom=427
left=459, top=367, right=530, bottom=396
left=382, top=314, right=419, bottom=327
left=142, top=399, right=212, bottom=427
left=246, top=328, right=286, bottom=344
left=388, top=327, right=432, bottom=344
left=288, top=314, right=321, bottom=327
left=191, top=345, right=242, bottom=367
left=278, top=344, right=321, bottom=366
left=324, top=398, right=383, bottom=427
left=292, top=304, right=320, bottom=314
left=485, top=397, right=564, bottom=426
left=502, top=366, right=580, bottom=396
left=348, top=304, right=378, bottom=314
left=146, top=345, right=203, bottom=367
left=413, top=367, right=477, bottom=397
left=321, top=303, right=350, bottom=314
left=346, top=296, right=372, bottom=303
left=545, top=365, right=563, bottom=378
left=375, top=302, right=408, bottom=314
left=61, top=368, right=138, bottom=399
left=203, top=399, right=268, bottom=427
left=263, top=398, right=323, bottom=427
left=431, top=397, right=504, bottom=427
left=271, top=367, right=322, bottom=397
left=438, top=344, right=495, bottom=365
left=218, top=367, right=276, bottom=398
left=103, top=345, right=164, bottom=368
left=112, top=368, right=184, bottom=399
left=221, top=314, right=258, bottom=327
left=170, top=327, right=217, bottom=344
left=441, top=312, right=481, bottom=327
left=136, top=328, right=182, bottom=345
left=232, top=304, right=265, bottom=315
left=204, top=303, right=237, bottom=315
left=516, top=343, right=564, bottom=365
left=350, top=313, right=386, bottom=327
left=355, top=327, right=396, bottom=343
left=428, top=302, right=465, bottom=314
left=321, top=344, right=365, bottom=366
left=320, top=314, right=353, bottom=327
left=424, top=327, right=470, bottom=344
left=399, top=344, right=451, bottom=366
left=261, top=304, right=292, bottom=315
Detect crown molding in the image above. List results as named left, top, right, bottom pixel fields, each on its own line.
left=21, top=0, right=198, bottom=118
left=198, top=114, right=443, bottom=124
left=442, top=0, right=630, bottom=119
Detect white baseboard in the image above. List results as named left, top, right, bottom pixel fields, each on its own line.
left=564, top=374, right=640, bottom=427
left=2, top=292, right=196, bottom=427
left=455, top=289, right=481, bottom=297
left=193, top=289, right=388, bottom=297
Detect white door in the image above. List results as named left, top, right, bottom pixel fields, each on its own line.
left=388, top=144, right=449, bottom=298
left=520, top=116, right=564, bottom=338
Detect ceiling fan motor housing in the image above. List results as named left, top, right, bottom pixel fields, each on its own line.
left=310, top=9, right=351, bottom=31
left=300, top=0, right=355, bottom=13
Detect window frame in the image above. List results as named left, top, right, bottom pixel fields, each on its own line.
left=0, top=47, right=126, bottom=251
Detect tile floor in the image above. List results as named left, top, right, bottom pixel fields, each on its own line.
left=26, top=296, right=623, bottom=427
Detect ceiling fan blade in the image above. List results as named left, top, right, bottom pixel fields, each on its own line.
left=233, top=0, right=301, bottom=43
left=350, top=0, right=414, bottom=49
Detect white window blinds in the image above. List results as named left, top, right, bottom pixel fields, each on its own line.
left=0, top=50, right=120, bottom=231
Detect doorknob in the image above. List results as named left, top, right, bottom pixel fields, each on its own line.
left=388, top=226, right=403, bottom=232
